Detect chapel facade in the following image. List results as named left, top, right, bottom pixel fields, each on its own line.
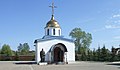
left=34, top=2, right=75, bottom=64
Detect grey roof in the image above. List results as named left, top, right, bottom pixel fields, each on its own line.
left=34, top=36, right=74, bottom=43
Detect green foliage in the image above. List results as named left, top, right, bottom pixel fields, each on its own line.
left=69, top=28, right=120, bottom=62
left=92, top=48, right=97, bottom=61
left=69, top=28, right=92, bottom=61
left=1, top=44, right=12, bottom=56
left=76, top=44, right=120, bottom=62
left=87, top=50, right=93, bottom=61
left=117, top=53, right=120, bottom=61
left=110, top=46, right=119, bottom=61
left=96, top=47, right=101, bottom=61
left=15, top=51, right=19, bottom=61
left=17, top=43, right=30, bottom=55
left=69, top=28, right=83, bottom=51
left=69, top=28, right=92, bottom=54
left=18, top=43, right=22, bottom=52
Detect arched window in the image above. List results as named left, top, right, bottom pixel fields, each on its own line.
left=47, top=29, right=49, bottom=35
left=53, top=29, right=55, bottom=35
left=59, top=30, right=60, bottom=35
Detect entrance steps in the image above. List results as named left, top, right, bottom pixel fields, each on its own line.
left=38, top=62, right=68, bottom=65
left=38, top=62, right=47, bottom=65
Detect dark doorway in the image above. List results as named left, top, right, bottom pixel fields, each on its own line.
left=54, top=47, right=64, bottom=62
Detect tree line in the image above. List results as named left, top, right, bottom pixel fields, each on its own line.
left=70, top=28, right=120, bottom=62
left=0, top=43, right=30, bottom=56
left=0, top=43, right=35, bottom=61
left=76, top=45, right=120, bottom=62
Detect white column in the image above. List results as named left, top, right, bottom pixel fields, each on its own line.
left=64, top=52, right=68, bottom=64
left=36, top=44, right=40, bottom=64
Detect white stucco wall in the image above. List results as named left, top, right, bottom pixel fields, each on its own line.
left=35, top=39, right=75, bottom=64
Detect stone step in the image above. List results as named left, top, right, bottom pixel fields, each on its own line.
left=38, top=62, right=48, bottom=65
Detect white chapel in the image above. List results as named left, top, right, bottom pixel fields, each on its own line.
left=34, top=2, right=75, bottom=64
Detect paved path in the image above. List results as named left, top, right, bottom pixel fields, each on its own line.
left=0, top=61, right=119, bottom=70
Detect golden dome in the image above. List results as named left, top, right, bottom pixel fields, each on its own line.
left=45, top=15, right=60, bottom=28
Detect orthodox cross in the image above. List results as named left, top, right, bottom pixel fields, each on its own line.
left=49, top=1, right=57, bottom=15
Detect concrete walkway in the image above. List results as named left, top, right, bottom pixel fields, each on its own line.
left=0, top=61, right=119, bottom=70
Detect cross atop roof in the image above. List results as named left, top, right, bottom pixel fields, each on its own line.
left=49, top=1, right=57, bottom=16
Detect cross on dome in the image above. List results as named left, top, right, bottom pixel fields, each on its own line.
left=49, top=1, right=57, bottom=16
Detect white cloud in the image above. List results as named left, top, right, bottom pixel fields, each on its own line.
left=93, top=24, right=120, bottom=32
left=112, top=14, right=120, bottom=18
left=105, top=25, right=120, bottom=29
left=94, top=11, right=120, bottom=32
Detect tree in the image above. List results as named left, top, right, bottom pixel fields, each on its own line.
left=117, top=51, right=120, bottom=61
left=100, top=45, right=110, bottom=61
left=96, top=46, right=101, bottom=61
left=111, top=46, right=118, bottom=61
left=92, top=48, right=97, bottom=61
left=15, top=51, right=19, bottom=61
left=80, top=47, right=87, bottom=61
left=18, top=43, right=30, bottom=55
left=0, top=49, right=1, bottom=54
left=21, top=43, right=30, bottom=55
left=69, top=28, right=92, bottom=60
left=18, top=43, right=22, bottom=52
left=1, top=44, right=12, bottom=56
left=69, top=28, right=83, bottom=52
left=87, top=49, right=93, bottom=61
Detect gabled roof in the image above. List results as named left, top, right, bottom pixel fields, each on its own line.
left=34, top=36, right=74, bottom=43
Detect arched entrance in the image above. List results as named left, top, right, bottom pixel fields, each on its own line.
left=53, top=43, right=67, bottom=63
left=54, top=47, right=64, bottom=62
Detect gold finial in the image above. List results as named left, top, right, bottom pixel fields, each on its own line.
left=49, top=0, right=57, bottom=16
left=51, top=15, right=54, bottom=20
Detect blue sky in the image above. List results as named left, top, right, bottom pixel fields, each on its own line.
left=0, top=0, right=120, bottom=51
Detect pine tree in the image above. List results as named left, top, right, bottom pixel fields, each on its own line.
left=96, top=46, right=101, bottom=61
